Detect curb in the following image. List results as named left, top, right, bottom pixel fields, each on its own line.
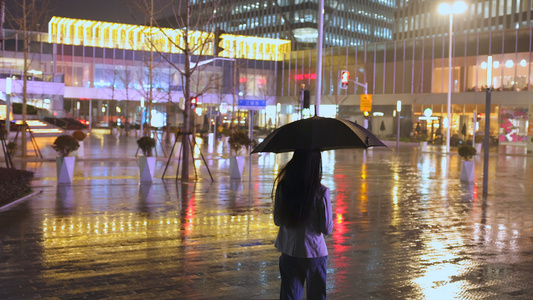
left=0, top=190, right=43, bottom=212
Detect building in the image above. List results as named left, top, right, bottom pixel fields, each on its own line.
left=2, top=2, right=533, bottom=149
left=200, top=0, right=396, bottom=50
left=395, top=0, right=533, bottom=40
left=1, top=16, right=290, bottom=130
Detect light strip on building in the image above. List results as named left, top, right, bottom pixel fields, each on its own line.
left=48, top=16, right=291, bottom=61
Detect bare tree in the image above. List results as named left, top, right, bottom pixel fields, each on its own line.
left=5, top=0, right=50, bottom=157
left=163, top=57, right=181, bottom=142
left=130, top=0, right=221, bottom=181
left=117, top=64, right=135, bottom=134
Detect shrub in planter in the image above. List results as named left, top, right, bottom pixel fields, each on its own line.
left=458, top=145, right=477, bottom=161
left=228, top=130, right=252, bottom=155
left=7, top=142, right=16, bottom=156
left=72, top=130, right=86, bottom=141
left=137, top=136, right=156, bottom=156
left=0, top=168, right=34, bottom=207
left=52, top=135, right=80, bottom=157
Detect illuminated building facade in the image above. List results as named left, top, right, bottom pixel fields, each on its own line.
left=1, top=8, right=533, bottom=146
left=277, top=28, right=533, bottom=145
left=1, top=17, right=290, bottom=128
left=198, top=0, right=396, bottom=49
left=395, top=0, right=533, bottom=41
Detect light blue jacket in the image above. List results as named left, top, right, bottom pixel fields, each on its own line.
left=274, top=185, right=333, bottom=258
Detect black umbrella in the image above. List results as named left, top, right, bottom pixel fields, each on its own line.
left=380, top=120, right=386, bottom=131
left=252, top=116, right=387, bottom=153
left=461, top=123, right=467, bottom=136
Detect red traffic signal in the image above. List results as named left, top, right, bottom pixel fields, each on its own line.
left=190, top=97, right=198, bottom=110
left=340, top=70, right=349, bottom=89
left=476, top=113, right=482, bottom=122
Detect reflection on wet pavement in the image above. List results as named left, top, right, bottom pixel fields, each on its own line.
left=1, top=135, right=533, bottom=299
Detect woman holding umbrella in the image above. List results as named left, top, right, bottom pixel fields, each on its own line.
left=273, top=149, right=333, bottom=299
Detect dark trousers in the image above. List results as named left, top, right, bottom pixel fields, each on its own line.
left=279, top=253, right=327, bottom=300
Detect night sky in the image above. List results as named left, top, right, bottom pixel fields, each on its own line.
left=47, top=0, right=144, bottom=24
left=4, top=0, right=148, bottom=26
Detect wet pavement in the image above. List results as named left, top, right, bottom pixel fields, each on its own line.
left=1, top=131, right=533, bottom=299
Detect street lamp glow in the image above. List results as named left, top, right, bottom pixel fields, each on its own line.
left=438, top=1, right=467, bottom=15
left=396, top=100, right=402, bottom=150
left=5, top=77, right=12, bottom=95
left=487, top=56, right=493, bottom=87
left=437, top=3, right=451, bottom=15
left=452, top=1, right=467, bottom=14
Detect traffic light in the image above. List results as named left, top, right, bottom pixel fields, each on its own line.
left=303, top=90, right=310, bottom=109
left=214, top=27, right=225, bottom=56
left=476, top=113, right=482, bottom=122
left=363, top=110, right=369, bottom=119
left=190, top=97, right=198, bottom=110
left=340, top=70, right=349, bottom=89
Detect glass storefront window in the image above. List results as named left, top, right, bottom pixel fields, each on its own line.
left=499, top=106, right=529, bottom=142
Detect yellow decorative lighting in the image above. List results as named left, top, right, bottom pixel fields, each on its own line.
left=48, top=16, right=291, bottom=61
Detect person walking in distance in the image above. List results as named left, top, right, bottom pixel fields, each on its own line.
left=273, top=149, right=333, bottom=299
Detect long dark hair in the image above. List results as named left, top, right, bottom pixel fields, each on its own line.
left=273, top=149, right=322, bottom=228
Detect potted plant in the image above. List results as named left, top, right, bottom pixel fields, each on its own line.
left=228, top=130, right=252, bottom=179
left=137, top=136, right=156, bottom=181
left=72, top=130, right=86, bottom=157
left=458, top=144, right=477, bottom=183
left=52, top=135, right=80, bottom=183
left=134, top=124, right=141, bottom=137
left=6, top=142, right=16, bottom=157
left=418, top=133, right=428, bottom=152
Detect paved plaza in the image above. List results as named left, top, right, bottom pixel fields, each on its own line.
left=1, top=131, right=533, bottom=299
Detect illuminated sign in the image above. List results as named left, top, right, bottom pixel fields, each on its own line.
left=360, top=94, right=372, bottom=112
left=419, top=108, right=438, bottom=120
left=294, top=73, right=317, bottom=80
left=238, top=99, right=266, bottom=110
left=48, top=17, right=291, bottom=61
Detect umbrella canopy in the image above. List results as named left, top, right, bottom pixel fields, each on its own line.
left=252, top=116, right=386, bottom=153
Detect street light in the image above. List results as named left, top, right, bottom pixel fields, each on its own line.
left=140, top=97, right=145, bottom=136
left=5, top=77, right=11, bottom=133
left=482, top=55, right=493, bottom=197
left=396, top=100, right=402, bottom=150
left=438, top=1, right=467, bottom=153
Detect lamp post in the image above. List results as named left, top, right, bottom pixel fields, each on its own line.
left=482, top=56, right=493, bottom=197
left=396, top=100, right=402, bottom=150
left=438, top=1, right=467, bottom=153
left=5, top=77, right=11, bottom=133
left=140, top=97, right=145, bottom=136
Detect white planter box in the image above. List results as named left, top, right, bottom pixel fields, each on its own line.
left=230, top=156, right=245, bottom=179
left=460, top=160, right=475, bottom=183
left=420, top=141, right=428, bottom=152
left=475, top=143, right=482, bottom=154
left=138, top=156, right=156, bottom=182
left=223, top=136, right=230, bottom=149
left=76, top=141, right=85, bottom=157
left=56, top=156, right=75, bottom=184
